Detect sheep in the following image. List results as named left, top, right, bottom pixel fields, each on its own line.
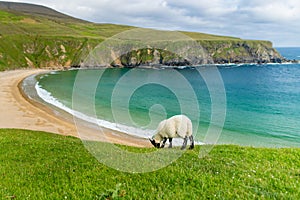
left=149, top=115, right=194, bottom=150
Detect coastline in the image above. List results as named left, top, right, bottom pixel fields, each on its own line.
left=0, top=69, right=151, bottom=147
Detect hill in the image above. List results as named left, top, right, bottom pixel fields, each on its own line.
left=0, top=1, right=284, bottom=70
left=0, top=1, right=83, bottom=22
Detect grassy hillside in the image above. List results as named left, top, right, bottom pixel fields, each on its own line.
left=0, top=2, right=134, bottom=70
left=0, top=129, right=300, bottom=199
left=0, top=2, right=237, bottom=40
left=0, top=9, right=133, bottom=38
left=0, top=2, right=284, bottom=70
left=0, top=1, right=83, bottom=23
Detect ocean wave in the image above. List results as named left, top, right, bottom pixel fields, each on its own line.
left=35, top=82, right=155, bottom=137
left=34, top=82, right=203, bottom=146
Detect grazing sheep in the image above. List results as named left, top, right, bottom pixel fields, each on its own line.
left=149, top=115, right=194, bottom=150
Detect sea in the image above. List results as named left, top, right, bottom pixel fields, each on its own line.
left=22, top=47, right=300, bottom=147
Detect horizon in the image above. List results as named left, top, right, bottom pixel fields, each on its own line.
left=1, top=0, right=300, bottom=47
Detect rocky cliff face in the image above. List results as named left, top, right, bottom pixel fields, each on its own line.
left=0, top=35, right=99, bottom=70
left=200, top=40, right=283, bottom=64
left=0, top=35, right=285, bottom=71
left=102, top=40, right=284, bottom=68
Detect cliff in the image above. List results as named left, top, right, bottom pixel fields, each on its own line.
left=103, top=40, right=283, bottom=68
left=0, top=35, right=284, bottom=71
left=0, top=35, right=100, bottom=70
left=0, top=2, right=285, bottom=71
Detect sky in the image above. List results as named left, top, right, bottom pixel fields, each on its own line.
left=4, top=0, right=300, bottom=47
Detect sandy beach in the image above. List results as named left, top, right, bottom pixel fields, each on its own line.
left=0, top=69, right=150, bottom=147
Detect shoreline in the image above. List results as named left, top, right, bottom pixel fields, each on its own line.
left=0, top=69, right=151, bottom=148
left=2, top=68, right=299, bottom=149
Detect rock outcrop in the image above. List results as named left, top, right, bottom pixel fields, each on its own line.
left=200, top=40, right=284, bottom=64
left=81, top=39, right=285, bottom=68
left=0, top=35, right=286, bottom=71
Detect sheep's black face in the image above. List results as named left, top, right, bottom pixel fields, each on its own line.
left=149, top=138, right=160, bottom=148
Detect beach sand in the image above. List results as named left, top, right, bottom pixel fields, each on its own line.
left=0, top=69, right=151, bottom=147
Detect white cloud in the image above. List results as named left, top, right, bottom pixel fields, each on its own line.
left=239, top=0, right=300, bottom=23
left=2, top=0, right=300, bottom=46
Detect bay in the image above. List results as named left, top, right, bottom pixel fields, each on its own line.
left=31, top=48, right=300, bottom=147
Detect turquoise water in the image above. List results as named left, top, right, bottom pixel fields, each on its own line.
left=32, top=48, right=300, bottom=147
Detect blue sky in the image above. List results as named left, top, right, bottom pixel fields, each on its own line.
left=5, top=0, right=300, bottom=47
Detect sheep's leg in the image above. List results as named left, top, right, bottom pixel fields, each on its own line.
left=161, top=137, right=167, bottom=148
left=181, top=136, right=188, bottom=150
left=189, top=135, right=194, bottom=149
left=168, top=138, right=173, bottom=148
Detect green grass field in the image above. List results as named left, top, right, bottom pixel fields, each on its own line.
left=1, top=129, right=299, bottom=199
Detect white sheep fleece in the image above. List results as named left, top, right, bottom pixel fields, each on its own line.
left=153, top=115, right=192, bottom=142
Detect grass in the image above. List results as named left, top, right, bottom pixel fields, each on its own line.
left=0, top=129, right=300, bottom=199
left=0, top=10, right=23, bottom=22
left=179, top=31, right=241, bottom=41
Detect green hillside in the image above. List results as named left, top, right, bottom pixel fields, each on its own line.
left=0, top=1, right=83, bottom=22
left=0, top=2, right=284, bottom=70
left=0, top=2, right=133, bottom=70
left=0, top=1, right=239, bottom=40
left=0, top=5, right=133, bottom=38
